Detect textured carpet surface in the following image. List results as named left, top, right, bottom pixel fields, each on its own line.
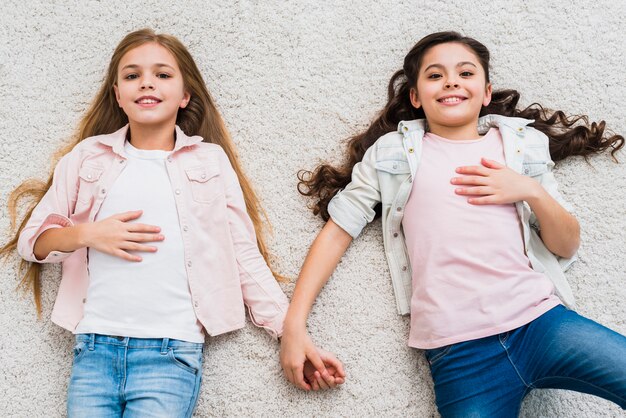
left=1, top=1, right=624, bottom=417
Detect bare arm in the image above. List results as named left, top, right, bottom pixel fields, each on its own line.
left=525, top=185, right=580, bottom=258
left=280, top=219, right=352, bottom=390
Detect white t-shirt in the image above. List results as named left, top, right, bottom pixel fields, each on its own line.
left=75, top=141, right=205, bottom=343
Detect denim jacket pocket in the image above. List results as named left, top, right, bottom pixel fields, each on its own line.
left=375, top=160, right=411, bottom=175
left=522, top=144, right=548, bottom=177
left=522, top=161, right=548, bottom=177
left=77, top=164, right=104, bottom=204
left=185, top=165, right=222, bottom=204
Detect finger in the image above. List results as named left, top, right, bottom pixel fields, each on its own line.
left=283, top=367, right=295, bottom=385
left=455, top=186, right=493, bottom=196
left=113, top=249, right=142, bottom=262
left=113, top=210, right=143, bottom=222
left=305, top=349, right=328, bottom=375
left=467, top=196, right=498, bottom=205
left=455, top=165, right=490, bottom=176
left=320, top=371, right=336, bottom=389
left=126, top=223, right=162, bottom=233
left=292, top=365, right=311, bottom=391
left=481, top=158, right=505, bottom=169
left=127, top=232, right=165, bottom=243
left=451, top=175, right=488, bottom=186
left=314, top=371, right=331, bottom=390
left=120, top=242, right=158, bottom=253
left=310, top=373, right=320, bottom=391
left=320, top=353, right=346, bottom=379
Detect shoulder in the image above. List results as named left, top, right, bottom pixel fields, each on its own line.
left=374, top=131, right=404, bottom=149
left=523, top=126, right=549, bottom=147
left=193, top=141, right=225, bottom=154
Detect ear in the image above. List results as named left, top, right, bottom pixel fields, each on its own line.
left=113, top=84, right=122, bottom=107
left=483, top=83, right=492, bottom=107
left=409, top=87, right=421, bottom=109
left=180, top=91, right=191, bottom=109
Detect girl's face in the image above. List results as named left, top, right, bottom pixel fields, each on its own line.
left=114, top=42, right=190, bottom=129
left=410, top=42, right=492, bottom=139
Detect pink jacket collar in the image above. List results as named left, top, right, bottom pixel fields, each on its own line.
left=96, top=124, right=205, bottom=155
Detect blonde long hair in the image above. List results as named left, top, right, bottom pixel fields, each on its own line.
left=1, top=28, right=282, bottom=314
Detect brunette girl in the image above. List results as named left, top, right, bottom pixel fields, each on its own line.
left=280, top=31, right=626, bottom=417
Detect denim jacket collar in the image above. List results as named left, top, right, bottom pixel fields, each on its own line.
left=397, top=114, right=534, bottom=135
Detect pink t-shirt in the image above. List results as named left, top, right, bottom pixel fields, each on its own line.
left=402, top=128, right=561, bottom=349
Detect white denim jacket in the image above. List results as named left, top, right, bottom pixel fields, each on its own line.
left=328, top=114, right=576, bottom=315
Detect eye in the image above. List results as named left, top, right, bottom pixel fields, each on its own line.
left=427, top=73, right=442, bottom=79
left=157, top=73, right=171, bottom=79
left=460, top=71, right=474, bottom=77
left=124, top=73, right=139, bottom=80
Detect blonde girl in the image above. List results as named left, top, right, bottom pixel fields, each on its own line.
left=280, top=31, right=626, bottom=417
left=2, top=28, right=294, bottom=417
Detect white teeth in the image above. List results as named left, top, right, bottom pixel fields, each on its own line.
left=440, top=97, right=463, bottom=103
left=138, top=99, right=158, bottom=104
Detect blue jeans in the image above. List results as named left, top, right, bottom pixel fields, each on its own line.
left=425, top=305, right=626, bottom=417
left=67, top=334, right=203, bottom=418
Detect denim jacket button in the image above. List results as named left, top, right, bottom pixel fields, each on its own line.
left=402, top=266, right=407, bottom=271
left=393, top=232, right=398, bottom=237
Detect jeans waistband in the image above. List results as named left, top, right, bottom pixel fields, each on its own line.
left=75, top=333, right=203, bottom=352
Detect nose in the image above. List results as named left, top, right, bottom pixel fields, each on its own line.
left=140, top=80, right=155, bottom=90
left=444, top=80, right=459, bottom=89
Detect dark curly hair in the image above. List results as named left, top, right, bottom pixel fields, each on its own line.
left=298, top=31, right=624, bottom=221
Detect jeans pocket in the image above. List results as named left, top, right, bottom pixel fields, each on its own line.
left=425, top=345, right=452, bottom=366
left=72, top=341, right=89, bottom=363
left=167, top=348, right=202, bottom=375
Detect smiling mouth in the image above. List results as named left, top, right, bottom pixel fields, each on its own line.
left=437, top=96, right=466, bottom=103
left=135, top=97, right=162, bottom=104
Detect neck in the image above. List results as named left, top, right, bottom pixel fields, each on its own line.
left=127, top=121, right=176, bottom=151
left=427, top=121, right=480, bottom=141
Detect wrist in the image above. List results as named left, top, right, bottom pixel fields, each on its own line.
left=74, top=223, right=90, bottom=248
left=282, top=317, right=307, bottom=336
left=524, top=178, right=546, bottom=206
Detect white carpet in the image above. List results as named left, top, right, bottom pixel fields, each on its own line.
left=1, top=1, right=624, bottom=416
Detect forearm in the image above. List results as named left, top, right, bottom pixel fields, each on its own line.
left=284, top=219, right=353, bottom=332
left=33, top=224, right=86, bottom=261
left=526, top=184, right=580, bottom=258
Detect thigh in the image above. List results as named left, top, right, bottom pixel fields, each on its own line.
left=425, top=336, right=526, bottom=418
left=67, top=335, right=123, bottom=418
left=511, top=305, right=626, bottom=408
left=123, top=342, right=204, bottom=418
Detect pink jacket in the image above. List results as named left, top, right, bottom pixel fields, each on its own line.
left=17, top=125, right=288, bottom=338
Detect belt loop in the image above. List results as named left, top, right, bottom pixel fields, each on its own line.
left=161, top=338, right=169, bottom=354
left=88, top=334, right=95, bottom=351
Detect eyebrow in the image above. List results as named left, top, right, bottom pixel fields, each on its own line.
left=120, top=63, right=176, bottom=71
left=423, top=61, right=478, bottom=72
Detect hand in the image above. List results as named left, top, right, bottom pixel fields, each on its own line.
left=280, top=329, right=345, bottom=391
left=303, top=348, right=346, bottom=390
left=452, top=158, right=540, bottom=205
left=79, top=210, right=163, bottom=261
